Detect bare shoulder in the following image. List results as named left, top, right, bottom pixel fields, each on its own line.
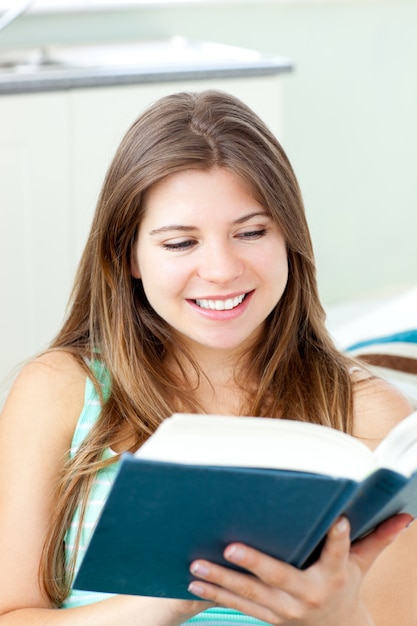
left=11, top=349, right=86, bottom=386
left=351, top=368, right=413, bottom=450
left=1, top=350, right=87, bottom=444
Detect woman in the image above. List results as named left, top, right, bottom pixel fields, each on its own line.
left=0, top=90, right=415, bottom=625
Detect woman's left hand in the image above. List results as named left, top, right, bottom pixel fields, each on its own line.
left=188, top=514, right=411, bottom=625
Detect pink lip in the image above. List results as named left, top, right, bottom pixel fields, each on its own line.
left=186, top=290, right=254, bottom=320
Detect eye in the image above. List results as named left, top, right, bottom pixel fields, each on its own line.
left=162, top=239, right=197, bottom=251
left=237, top=228, right=268, bottom=240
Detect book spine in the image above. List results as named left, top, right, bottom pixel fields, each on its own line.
left=346, top=469, right=410, bottom=541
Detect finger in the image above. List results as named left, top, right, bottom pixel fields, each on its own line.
left=191, top=543, right=305, bottom=599
left=317, top=516, right=351, bottom=573
left=222, top=543, right=304, bottom=596
left=188, top=579, right=292, bottom=625
left=350, top=513, right=413, bottom=572
left=188, top=560, right=300, bottom=625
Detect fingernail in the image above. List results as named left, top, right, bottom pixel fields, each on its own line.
left=406, top=518, right=415, bottom=529
left=190, top=562, right=210, bottom=577
left=225, top=545, right=246, bottom=562
left=188, top=582, right=206, bottom=596
left=333, top=517, right=349, bottom=535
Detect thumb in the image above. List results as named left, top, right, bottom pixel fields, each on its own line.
left=350, top=513, right=413, bottom=573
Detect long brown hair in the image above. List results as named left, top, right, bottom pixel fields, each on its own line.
left=41, top=90, right=354, bottom=604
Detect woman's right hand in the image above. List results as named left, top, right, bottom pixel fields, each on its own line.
left=168, top=598, right=215, bottom=622
left=111, top=595, right=214, bottom=626
left=169, top=600, right=216, bottom=624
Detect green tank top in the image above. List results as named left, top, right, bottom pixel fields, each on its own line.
left=62, top=361, right=270, bottom=624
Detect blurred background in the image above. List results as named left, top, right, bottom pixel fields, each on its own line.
left=1, top=0, right=416, bottom=400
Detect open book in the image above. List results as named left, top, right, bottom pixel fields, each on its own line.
left=75, top=411, right=417, bottom=599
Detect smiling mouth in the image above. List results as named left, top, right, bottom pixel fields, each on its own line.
left=194, top=293, right=248, bottom=311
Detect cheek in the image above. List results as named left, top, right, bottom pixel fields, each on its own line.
left=255, top=243, right=288, bottom=284
left=139, top=254, right=191, bottom=299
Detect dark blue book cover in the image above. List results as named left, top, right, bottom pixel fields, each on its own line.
left=74, top=456, right=360, bottom=599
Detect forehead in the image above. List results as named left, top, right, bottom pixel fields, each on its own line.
left=141, top=167, right=265, bottom=222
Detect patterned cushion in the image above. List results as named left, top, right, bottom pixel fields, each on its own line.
left=346, top=330, right=417, bottom=409
left=326, top=288, right=417, bottom=409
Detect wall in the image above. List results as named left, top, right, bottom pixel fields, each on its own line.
left=1, top=0, right=417, bottom=305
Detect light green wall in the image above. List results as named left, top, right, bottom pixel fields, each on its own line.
left=2, top=0, right=417, bottom=305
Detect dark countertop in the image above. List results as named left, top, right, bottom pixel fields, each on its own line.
left=0, top=39, right=293, bottom=95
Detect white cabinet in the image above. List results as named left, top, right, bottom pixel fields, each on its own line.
left=0, top=91, right=72, bottom=404
left=0, top=75, right=283, bottom=405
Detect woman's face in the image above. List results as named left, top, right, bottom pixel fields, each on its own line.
left=132, top=167, right=288, bottom=358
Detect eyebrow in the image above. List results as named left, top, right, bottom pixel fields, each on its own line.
left=149, top=211, right=269, bottom=236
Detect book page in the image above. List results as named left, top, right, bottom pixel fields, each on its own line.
left=136, top=414, right=375, bottom=480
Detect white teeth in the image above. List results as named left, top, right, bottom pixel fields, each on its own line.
left=195, top=294, right=246, bottom=311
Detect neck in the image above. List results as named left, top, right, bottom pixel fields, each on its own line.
left=167, top=344, right=251, bottom=416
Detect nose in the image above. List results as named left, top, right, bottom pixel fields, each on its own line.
left=197, top=240, right=244, bottom=284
